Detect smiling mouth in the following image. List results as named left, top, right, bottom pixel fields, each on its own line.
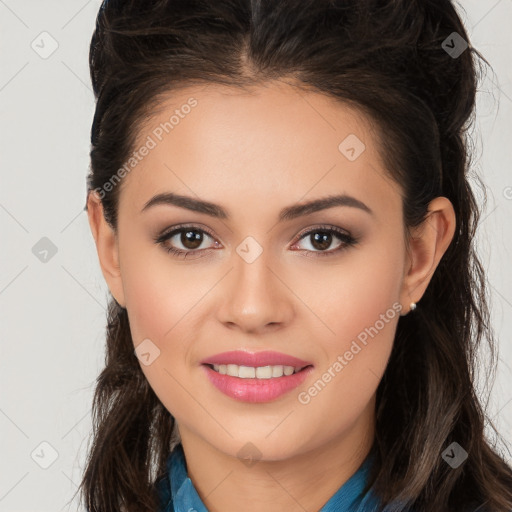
left=204, top=363, right=312, bottom=379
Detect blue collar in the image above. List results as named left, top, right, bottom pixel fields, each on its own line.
left=156, top=444, right=382, bottom=512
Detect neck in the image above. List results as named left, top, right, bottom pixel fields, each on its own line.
left=177, top=397, right=376, bottom=512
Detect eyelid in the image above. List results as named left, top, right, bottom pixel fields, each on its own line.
left=155, top=223, right=350, bottom=244
left=153, top=222, right=218, bottom=244
left=154, top=222, right=358, bottom=257
left=293, top=224, right=352, bottom=241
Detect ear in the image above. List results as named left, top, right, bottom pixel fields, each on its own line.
left=399, top=196, right=456, bottom=314
left=86, top=191, right=126, bottom=308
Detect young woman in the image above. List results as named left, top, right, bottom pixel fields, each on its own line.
left=77, top=0, right=512, bottom=510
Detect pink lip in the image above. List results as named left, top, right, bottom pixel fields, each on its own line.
left=201, top=364, right=314, bottom=403
left=200, top=350, right=314, bottom=403
left=200, top=350, right=312, bottom=367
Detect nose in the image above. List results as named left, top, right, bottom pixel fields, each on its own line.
left=216, top=250, right=295, bottom=335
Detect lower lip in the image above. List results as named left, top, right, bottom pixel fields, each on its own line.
left=201, top=364, right=314, bottom=403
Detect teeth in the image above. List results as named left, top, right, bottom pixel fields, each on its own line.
left=211, top=364, right=304, bottom=379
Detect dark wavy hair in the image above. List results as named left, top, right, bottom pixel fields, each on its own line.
left=76, top=0, right=512, bottom=511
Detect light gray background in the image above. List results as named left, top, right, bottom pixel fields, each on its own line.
left=0, top=1, right=511, bottom=511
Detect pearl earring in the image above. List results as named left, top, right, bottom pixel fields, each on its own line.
left=410, top=302, right=417, bottom=312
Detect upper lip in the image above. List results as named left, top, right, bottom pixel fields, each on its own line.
left=201, top=350, right=313, bottom=368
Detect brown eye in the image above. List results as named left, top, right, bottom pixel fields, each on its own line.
left=291, top=226, right=358, bottom=257
left=179, top=229, right=204, bottom=250
left=154, top=223, right=358, bottom=260
left=154, top=224, right=219, bottom=259
left=309, top=231, right=334, bottom=251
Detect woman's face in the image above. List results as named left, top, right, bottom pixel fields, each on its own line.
left=89, top=81, right=425, bottom=462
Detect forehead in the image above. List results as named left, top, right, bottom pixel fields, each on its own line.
left=119, top=81, right=400, bottom=220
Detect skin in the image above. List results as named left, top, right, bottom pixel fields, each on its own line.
left=87, top=80, right=456, bottom=512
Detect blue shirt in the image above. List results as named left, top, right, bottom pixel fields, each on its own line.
left=155, top=444, right=384, bottom=512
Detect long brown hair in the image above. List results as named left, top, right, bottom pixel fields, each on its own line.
left=76, top=0, right=512, bottom=510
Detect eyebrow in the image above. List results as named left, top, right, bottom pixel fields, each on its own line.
left=141, top=192, right=373, bottom=221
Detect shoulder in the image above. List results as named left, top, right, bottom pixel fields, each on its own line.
left=152, top=453, right=175, bottom=512
left=153, top=473, right=174, bottom=512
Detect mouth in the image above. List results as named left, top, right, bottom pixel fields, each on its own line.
left=200, top=350, right=314, bottom=402
left=204, top=363, right=313, bottom=379
left=201, top=362, right=315, bottom=402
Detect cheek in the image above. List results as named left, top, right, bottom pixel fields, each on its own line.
left=293, top=246, right=402, bottom=422
left=118, top=239, right=214, bottom=398
left=119, top=248, right=201, bottom=414
left=295, top=305, right=399, bottom=449
left=123, top=271, right=174, bottom=346
left=118, top=232, right=204, bottom=344
left=299, top=240, right=404, bottom=343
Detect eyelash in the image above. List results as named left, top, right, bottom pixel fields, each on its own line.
left=153, top=223, right=358, bottom=260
